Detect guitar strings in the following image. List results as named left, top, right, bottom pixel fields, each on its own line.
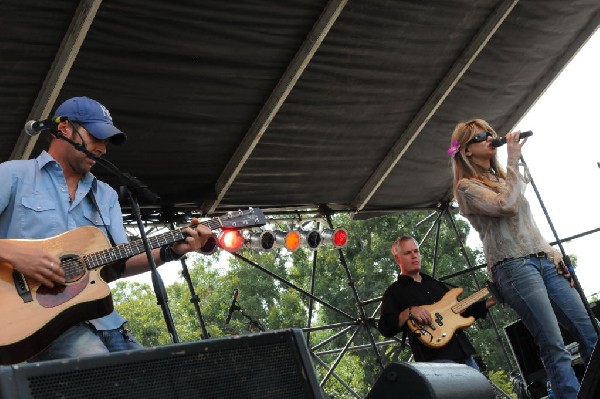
left=55, top=212, right=254, bottom=280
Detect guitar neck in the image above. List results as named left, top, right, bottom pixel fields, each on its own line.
left=83, top=218, right=222, bottom=270
left=452, top=287, right=489, bottom=314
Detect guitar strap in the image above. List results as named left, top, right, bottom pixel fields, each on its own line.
left=87, top=189, right=117, bottom=247
left=401, top=328, right=408, bottom=349
left=87, top=189, right=126, bottom=282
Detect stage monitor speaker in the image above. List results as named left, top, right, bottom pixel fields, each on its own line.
left=504, top=319, right=546, bottom=383
left=578, top=342, right=600, bottom=399
left=0, top=328, right=322, bottom=399
left=505, top=319, right=586, bottom=399
left=365, top=362, right=494, bottom=399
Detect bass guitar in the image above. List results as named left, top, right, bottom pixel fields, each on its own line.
left=407, top=286, right=491, bottom=348
left=0, top=208, right=265, bottom=365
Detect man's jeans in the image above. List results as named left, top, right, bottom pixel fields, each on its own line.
left=492, top=256, right=597, bottom=399
left=29, top=322, right=143, bottom=362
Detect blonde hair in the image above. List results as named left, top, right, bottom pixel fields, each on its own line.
left=450, top=119, right=506, bottom=196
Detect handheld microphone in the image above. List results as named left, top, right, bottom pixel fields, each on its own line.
left=24, top=116, right=68, bottom=137
left=225, top=289, right=239, bottom=324
left=491, top=130, right=533, bottom=147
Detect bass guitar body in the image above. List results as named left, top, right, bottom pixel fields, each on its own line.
left=407, top=287, right=478, bottom=349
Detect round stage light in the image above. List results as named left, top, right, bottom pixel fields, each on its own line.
left=219, top=230, right=244, bottom=251
left=321, top=228, right=348, bottom=248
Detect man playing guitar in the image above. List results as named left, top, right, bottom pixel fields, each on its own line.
left=0, top=97, right=213, bottom=363
left=378, top=235, right=495, bottom=369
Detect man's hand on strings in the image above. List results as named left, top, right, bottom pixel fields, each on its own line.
left=5, top=246, right=64, bottom=288
left=172, top=218, right=213, bottom=256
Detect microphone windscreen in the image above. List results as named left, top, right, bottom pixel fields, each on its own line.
left=24, top=120, right=37, bottom=137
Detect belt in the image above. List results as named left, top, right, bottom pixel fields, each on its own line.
left=528, top=251, right=548, bottom=259
left=493, top=251, right=547, bottom=268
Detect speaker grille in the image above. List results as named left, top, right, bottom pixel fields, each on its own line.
left=2, top=329, right=319, bottom=399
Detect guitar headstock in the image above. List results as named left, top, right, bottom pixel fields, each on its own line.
left=221, top=208, right=267, bottom=229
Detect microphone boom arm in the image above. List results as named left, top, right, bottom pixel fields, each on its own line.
left=51, top=127, right=160, bottom=203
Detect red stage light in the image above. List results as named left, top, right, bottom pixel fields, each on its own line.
left=321, top=228, right=348, bottom=249
left=333, top=229, right=347, bottom=247
left=219, top=230, right=243, bottom=251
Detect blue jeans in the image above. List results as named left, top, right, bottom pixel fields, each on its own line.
left=464, top=355, right=481, bottom=371
left=29, top=322, right=143, bottom=362
left=492, top=256, right=598, bottom=399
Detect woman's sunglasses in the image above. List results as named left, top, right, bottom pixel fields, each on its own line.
left=468, top=131, right=493, bottom=144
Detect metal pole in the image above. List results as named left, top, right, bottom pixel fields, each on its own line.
left=521, top=155, right=600, bottom=334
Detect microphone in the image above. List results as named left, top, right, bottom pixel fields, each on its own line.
left=24, top=116, right=68, bottom=137
left=225, top=289, right=239, bottom=324
left=491, top=130, right=533, bottom=147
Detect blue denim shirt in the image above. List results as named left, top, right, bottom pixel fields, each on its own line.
left=0, top=151, right=127, bottom=329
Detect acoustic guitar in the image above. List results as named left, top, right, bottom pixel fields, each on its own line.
left=406, top=286, right=491, bottom=348
left=0, top=208, right=265, bottom=364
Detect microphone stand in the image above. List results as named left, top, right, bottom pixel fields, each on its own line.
left=240, top=309, right=265, bottom=332
left=52, top=128, right=180, bottom=344
left=230, top=302, right=265, bottom=332
left=179, top=255, right=210, bottom=340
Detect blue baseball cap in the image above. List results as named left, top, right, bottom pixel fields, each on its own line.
left=54, top=96, right=127, bottom=145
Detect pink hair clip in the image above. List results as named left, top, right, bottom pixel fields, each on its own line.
left=447, top=139, right=460, bottom=158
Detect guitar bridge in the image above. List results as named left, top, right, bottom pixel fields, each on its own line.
left=417, top=326, right=434, bottom=342
left=13, top=270, right=33, bottom=303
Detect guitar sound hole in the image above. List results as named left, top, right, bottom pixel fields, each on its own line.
left=60, top=254, right=86, bottom=283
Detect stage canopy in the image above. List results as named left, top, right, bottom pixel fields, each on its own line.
left=2, top=0, right=599, bottom=220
